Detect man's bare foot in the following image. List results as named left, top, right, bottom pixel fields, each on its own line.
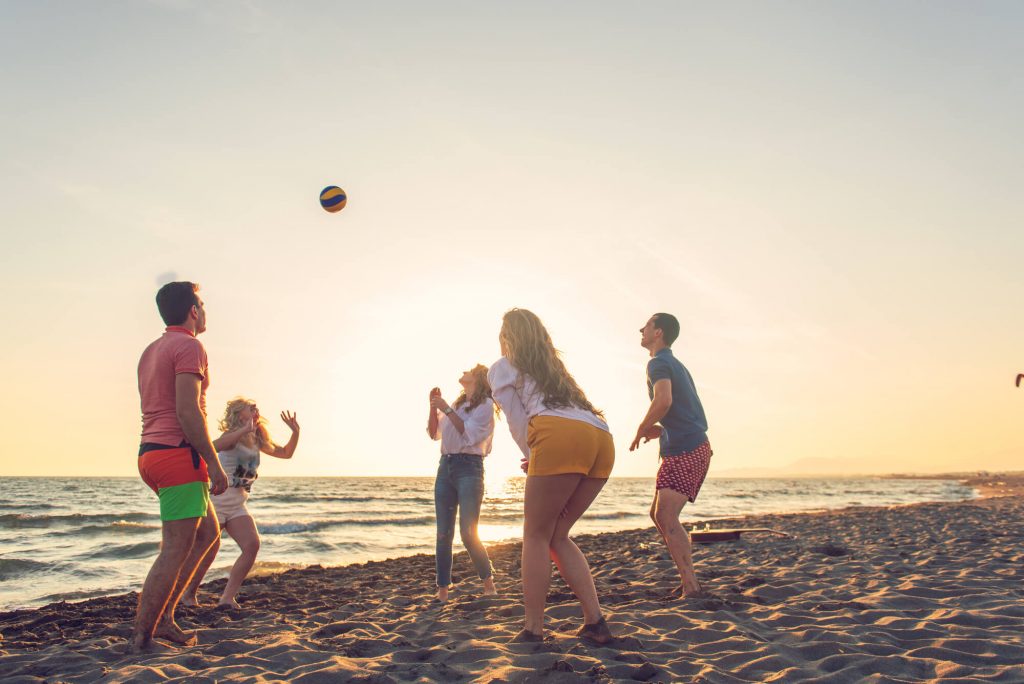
left=153, top=621, right=197, bottom=646
left=482, top=577, right=497, bottom=596
left=436, top=586, right=449, bottom=602
left=216, top=599, right=241, bottom=610
left=179, top=594, right=200, bottom=608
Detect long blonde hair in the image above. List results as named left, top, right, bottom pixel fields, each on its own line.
left=499, top=308, right=602, bottom=416
left=219, top=397, right=273, bottom=449
left=452, top=364, right=501, bottom=417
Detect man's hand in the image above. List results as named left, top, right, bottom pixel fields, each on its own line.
left=209, top=464, right=228, bottom=496
left=629, top=425, right=662, bottom=452
left=520, top=456, right=529, bottom=474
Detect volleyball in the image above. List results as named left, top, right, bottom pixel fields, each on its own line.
left=319, top=186, right=347, bottom=213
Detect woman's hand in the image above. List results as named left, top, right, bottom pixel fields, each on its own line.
left=233, top=419, right=255, bottom=438
left=430, top=396, right=451, bottom=413
left=280, top=410, right=300, bottom=433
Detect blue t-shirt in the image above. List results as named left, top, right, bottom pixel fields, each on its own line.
left=646, top=348, right=708, bottom=456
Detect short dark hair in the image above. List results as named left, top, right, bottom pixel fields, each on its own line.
left=156, top=281, right=200, bottom=326
left=652, top=312, right=680, bottom=346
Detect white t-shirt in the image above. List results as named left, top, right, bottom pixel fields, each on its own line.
left=429, top=398, right=496, bottom=456
left=487, top=357, right=610, bottom=458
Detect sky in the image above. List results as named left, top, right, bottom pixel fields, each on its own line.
left=1, top=1, right=1021, bottom=478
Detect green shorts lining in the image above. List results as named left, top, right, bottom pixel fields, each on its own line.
left=157, top=481, right=210, bottom=521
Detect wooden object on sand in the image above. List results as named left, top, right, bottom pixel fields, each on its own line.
left=688, top=527, right=790, bottom=543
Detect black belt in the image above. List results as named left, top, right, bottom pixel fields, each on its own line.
left=442, top=452, right=482, bottom=458
left=138, top=440, right=202, bottom=469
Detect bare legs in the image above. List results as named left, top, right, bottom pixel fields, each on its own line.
left=217, top=515, right=261, bottom=607
left=130, top=506, right=220, bottom=653
left=650, top=487, right=701, bottom=596
left=521, top=474, right=610, bottom=639
left=181, top=532, right=220, bottom=606
left=181, top=515, right=261, bottom=608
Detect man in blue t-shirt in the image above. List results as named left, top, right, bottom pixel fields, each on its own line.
left=630, top=312, right=712, bottom=598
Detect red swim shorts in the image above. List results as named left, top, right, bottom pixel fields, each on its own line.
left=138, top=444, right=210, bottom=521
left=656, top=441, right=712, bottom=503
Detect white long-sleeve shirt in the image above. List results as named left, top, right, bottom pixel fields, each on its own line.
left=487, top=357, right=610, bottom=458
left=429, top=397, right=496, bottom=456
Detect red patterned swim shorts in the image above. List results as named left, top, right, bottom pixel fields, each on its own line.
left=656, top=441, right=712, bottom=503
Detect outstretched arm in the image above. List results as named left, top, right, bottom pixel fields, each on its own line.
left=630, top=378, right=672, bottom=451
left=212, top=422, right=254, bottom=451
left=263, top=411, right=300, bottom=459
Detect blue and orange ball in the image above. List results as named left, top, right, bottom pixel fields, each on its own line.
left=319, top=186, right=347, bottom=213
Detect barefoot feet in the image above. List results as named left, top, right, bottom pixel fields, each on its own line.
left=577, top=616, right=615, bottom=646
left=482, top=577, right=498, bottom=596
left=153, top=620, right=197, bottom=646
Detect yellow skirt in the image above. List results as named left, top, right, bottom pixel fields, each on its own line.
left=526, top=415, right=615, bottom=478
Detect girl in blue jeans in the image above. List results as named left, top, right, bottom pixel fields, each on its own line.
left=427, top=364, right=499, bottom=602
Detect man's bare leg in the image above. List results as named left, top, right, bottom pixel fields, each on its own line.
left=156, top=507, right=220, bottom=642
left=652, top=487, right=701, bottom=596
left=130, top=517, right=201, bottom=653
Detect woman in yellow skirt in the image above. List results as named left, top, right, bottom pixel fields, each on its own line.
left=488, top=309, right=615, bottom=645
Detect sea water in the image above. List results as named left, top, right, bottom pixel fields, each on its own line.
left=0, top=476, right=975, bottom=610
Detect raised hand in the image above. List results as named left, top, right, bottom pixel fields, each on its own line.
left=430, top=395, right=451, bottom=413
left=280, top=410, right=300, bottom=433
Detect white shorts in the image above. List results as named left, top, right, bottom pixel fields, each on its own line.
left=211, top=486, right=250, bottom=525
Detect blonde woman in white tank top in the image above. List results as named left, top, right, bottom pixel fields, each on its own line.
left=182, top=397, right=300, bottom=608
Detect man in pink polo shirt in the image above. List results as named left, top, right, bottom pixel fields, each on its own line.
left=131, top=281, right=228, bottom=653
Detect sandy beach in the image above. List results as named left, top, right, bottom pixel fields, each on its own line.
left=2, top=476, right=1022, bottom=683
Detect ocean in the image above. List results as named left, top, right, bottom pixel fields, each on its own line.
left=0, top=475, right=975, bottom=611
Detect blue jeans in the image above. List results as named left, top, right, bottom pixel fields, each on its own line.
left=434, top=454, right=493, bottom=587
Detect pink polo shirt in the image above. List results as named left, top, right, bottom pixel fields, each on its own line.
left=138, top=326, right=210, bottom=447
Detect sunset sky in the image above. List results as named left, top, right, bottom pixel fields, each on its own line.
left=1, top=2, right=1021, bottom=478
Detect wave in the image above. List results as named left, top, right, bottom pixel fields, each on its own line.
left=257, top=494, right=434, bottom=505
left=37, top=587, right=123, bottom=604
left=0, top=501, right=60, bottom=511
left=0, top=512, right=156, bottom=528
left=79, top=541, right=161, bottom=560
left=0, top=557, right=51, bottom=580
left=52, top=520, right=160, bottom=537
left=259, top=516, right=435, bottom=535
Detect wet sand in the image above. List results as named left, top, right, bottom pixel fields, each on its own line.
left=2, top=476, right=1023, bottom=682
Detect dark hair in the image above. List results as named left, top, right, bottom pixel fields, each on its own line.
left=156, top=281, right=200, bottom=326
left=652, top=312, right=680, bottom=346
